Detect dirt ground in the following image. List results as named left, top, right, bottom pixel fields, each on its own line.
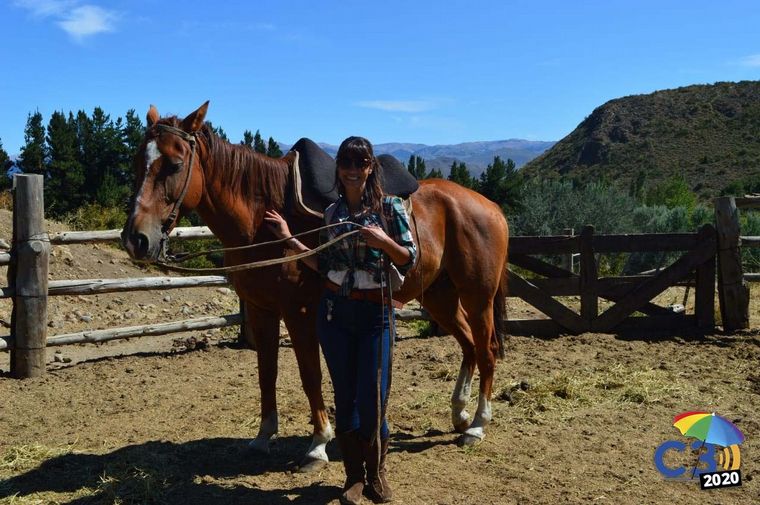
left=1, top=210, right=759, bottom=504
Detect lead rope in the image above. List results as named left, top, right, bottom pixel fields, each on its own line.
left=374, top=200, right=398, bottom=495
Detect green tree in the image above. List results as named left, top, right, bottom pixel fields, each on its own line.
left=448, top=161, right=475, bottom=189
left=46, top=111, right=85, bottom=214
left=121, top=109, right=145, bottom=192
left=18, top=111, right=46, bottom=175
left=477, top=156, right=523, bottom=214
left=426, top=168, right=444, bottom=179
left=205, top=121, right=228, bottom=141
left=241, top=130, right=254, bottom=148
left=0, top=138, right=10, bottom=190
left=266, top=137, right=283, bottom=157
left=253, top=130, right=266, bottom=153
left=644, top=175, right=697, bottom=211
left=407, top=155, right=427, bottom=179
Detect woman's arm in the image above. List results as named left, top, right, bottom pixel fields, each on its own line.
left=263, top=210, right=319, bottom=272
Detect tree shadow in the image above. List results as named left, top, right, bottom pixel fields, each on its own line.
left=0, top=436, right=342, bottom=504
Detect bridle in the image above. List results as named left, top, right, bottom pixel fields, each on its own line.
left=153, top=123, right=198, bottom=259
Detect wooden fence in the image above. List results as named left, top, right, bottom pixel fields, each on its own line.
left=2, top=175, right=758, bottom=378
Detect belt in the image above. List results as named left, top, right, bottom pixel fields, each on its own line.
left=325, top=281, right=404, bottom=309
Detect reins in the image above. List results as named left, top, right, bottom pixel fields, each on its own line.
left=147, top=224, right=365, bottom=275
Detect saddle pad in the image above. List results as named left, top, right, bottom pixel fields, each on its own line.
left=290, top=138, right=419, bottom=218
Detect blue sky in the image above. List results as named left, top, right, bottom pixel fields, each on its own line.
left=1, top=0, right=759, bottom=154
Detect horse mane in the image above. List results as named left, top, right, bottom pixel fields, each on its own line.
left=159, top=117, right=290, bottom=218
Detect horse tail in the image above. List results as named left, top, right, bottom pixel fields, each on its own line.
left=492, top=249, right=508, bottom=360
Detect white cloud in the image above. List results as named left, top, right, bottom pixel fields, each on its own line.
left=738, top=54, right=760, bottom=67
left=58, top=5, right=116, bottom=40
left=355, top=100, right=437, bottom=113
left=13, top=0, right=117, bottom=41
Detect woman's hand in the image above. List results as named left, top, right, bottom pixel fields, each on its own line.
left=360, top=225, right=391, bottom=249
left=264, top=209, right=291, bottom=240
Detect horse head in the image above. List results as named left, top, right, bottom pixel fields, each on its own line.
left=121, top=101, right=209, bottom=261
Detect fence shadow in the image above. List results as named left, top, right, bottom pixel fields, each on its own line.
left=0, top=437, right=342, bottom=504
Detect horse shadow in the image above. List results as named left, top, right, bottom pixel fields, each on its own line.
left=0, top=436, right=342, bottom=504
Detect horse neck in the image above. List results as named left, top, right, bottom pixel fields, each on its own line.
left=194, top=135, right=292, bottom=246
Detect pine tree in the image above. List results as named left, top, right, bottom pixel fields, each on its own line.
left=448, top=161, right=475, bottom=189
left=18, top=111, right=46, bottom=175
left=0, top=138, right=8, bottom=169
left=205, top=121, right=228, bottom=141
left=0, top=138, right=10, bottom=190
left=407, top=155, right=427, bottom=179
left=477, top=156, right=523, bottom=214
left=426, top=168, right=444, bottom=179
left=121, top=109, right=145, bottom=192
left=266, top=137, right=283, bottom=158
left=241, top=130, right=254, bottom=148
left=46, top=111, right=85, bottom=214
left=253, top=130, right=266, bottom=153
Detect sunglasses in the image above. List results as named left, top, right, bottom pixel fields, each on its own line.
left=336, top=158, right=370, bottom=170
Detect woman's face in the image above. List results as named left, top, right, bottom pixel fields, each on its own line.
left=337, top=157, right=372, bottom=194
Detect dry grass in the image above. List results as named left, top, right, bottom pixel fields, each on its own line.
left=0, top=442, right=175, bottom=505
left=498, top=362, right=695, bottom=422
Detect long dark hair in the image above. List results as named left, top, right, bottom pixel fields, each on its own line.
left=335, top=136, right=384, bottom=213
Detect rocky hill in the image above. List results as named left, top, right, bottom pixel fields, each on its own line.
left=521, top=81, right=760, bottom=199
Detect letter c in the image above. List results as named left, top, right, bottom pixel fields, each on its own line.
left=654, top=440, right=686, bottom=478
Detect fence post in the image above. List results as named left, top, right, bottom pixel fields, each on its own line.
left=10, top=174, right=50, bottom=378
left=694, top=224, right=716, bottom=330
left=579, top=225, right=597, bottom=331
left=714, top=197, right=749, bottom=331
left=561, top=228, right=574, bottom=273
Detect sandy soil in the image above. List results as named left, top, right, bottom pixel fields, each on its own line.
left=1, top=210, right=759, bottom=504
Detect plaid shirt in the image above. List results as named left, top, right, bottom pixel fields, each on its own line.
left=318, top=195, right=416, bottom=294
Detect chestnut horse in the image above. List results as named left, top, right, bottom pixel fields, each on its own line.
left=121, top=102, right=509, bottom=471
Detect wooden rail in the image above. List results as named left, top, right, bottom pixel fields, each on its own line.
left=0, top=275, right=229, bottom=298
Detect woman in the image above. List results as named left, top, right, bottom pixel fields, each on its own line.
left=265, top=136, right=416, bottom=504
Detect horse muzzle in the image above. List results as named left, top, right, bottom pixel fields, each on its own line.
left=121, top=221, right=163, bottom=262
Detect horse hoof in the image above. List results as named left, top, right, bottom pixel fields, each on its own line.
left=297, top=457, right=328, bottom=473
left=453, top=421, right=470, bottom=434
left=457, top=433, right=483, bottom=447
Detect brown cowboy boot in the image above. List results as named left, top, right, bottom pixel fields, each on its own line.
left=364, top=438, right=393, bottom=503
left=337, top=431, right=365, bottom=505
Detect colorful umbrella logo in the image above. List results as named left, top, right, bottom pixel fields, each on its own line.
left=673, top=411, right=745, bottom=447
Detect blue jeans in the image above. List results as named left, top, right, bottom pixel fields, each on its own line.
left=317, top=291, right=392, bottom=441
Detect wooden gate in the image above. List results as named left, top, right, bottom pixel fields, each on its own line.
left=506, top=224, right=717, bottom=336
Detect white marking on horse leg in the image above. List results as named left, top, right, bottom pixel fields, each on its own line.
left=304, top=421, right=335, bottom=463
left=451, top=362, right=473, bottom=430
left=463, top=393, right=492, bottom=441
left=248, top=411, right=279, bottom=454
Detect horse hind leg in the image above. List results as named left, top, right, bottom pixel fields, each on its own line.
left=420, top=277, right=476, bottom=434
left=457, top=293, right=497, bottom=447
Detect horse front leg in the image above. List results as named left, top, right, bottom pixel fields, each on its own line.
left=283, top=304, right=334, bottom=472
left=246, top=303, right=281, bottom=454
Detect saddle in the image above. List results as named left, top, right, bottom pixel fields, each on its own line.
left=289, top=138, right=419, bottom=218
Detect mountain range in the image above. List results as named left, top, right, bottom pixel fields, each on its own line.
left=280, top=139, right=555, bottom=176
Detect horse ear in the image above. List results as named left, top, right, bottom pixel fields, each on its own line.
left=147, top=105, right=159, bottom=127
left=181, top=101, right=210, bottom=133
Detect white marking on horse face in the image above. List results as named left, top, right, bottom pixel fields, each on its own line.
left=145, top=140, right=161, bottom=169
left=131, top=140, right=162, bottom=219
